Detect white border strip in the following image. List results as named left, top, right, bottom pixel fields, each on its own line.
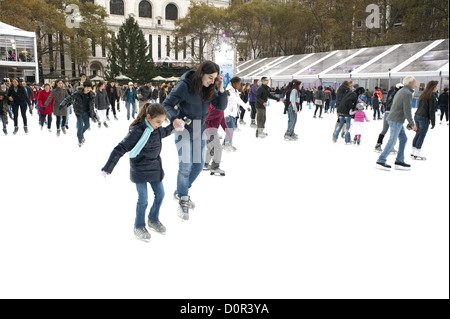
left=352, top=44, right=402, bottom=73
left=236, top=58, right=268, bottom=75
left=391, top=39, right=445, bottom=72
left=293, top=51, right=338, bottom=76
left=246, top=55, right=292, bottom=78
left=270, top=54, right=314, bottom=77
left=319, top=48, right=367, bottom=76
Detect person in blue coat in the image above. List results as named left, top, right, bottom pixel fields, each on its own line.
left=101, top=103, right=173, bottom=242
left=163, top=61, right=227, bottom=221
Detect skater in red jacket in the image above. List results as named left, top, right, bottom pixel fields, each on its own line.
left=38, top=84, right=54, bottom=132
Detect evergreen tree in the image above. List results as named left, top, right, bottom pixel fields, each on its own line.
left=106, top=16, right=155, bottom=83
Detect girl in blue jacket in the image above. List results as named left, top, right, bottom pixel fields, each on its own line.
left=101, top=103, right=173, bottom=242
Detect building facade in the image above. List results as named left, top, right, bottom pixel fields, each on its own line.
left=41, top=0, right=230, bottom=79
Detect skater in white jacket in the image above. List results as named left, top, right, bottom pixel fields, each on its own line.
left=224, top=77, right=247, bottom=151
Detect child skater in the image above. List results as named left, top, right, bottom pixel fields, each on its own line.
left=204, top=104, right=232, bottom=176
left=101, top=103, right=173, bottom=242
left=350, top=102, right=370, bottom=145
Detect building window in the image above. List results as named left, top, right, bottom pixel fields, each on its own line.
left=175, top=36, right=178, bottom=60
left=110, top=0, right=124, bottom=16
left=139, top=1, right=152, bottom=18
left=183, top=37, right=186, bottom=59
left=158, top=35, right=161, bottom=59
left=165, top=4, right=178, bottom=21
left=357, top=21, right=362, bottom=28
left=149, top=34, right=152, bottom=58
left=102, top=39, right=106, bottom=57
left=166, top=36, right=170, bottom=57
left=191, top=38, right=195, bottom=57
left=91, top=39, right=96, bottom=57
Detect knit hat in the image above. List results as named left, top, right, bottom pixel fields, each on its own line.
left=128, top=82, right=133, bottom=86
left=356, top=102, right=366, bottom=110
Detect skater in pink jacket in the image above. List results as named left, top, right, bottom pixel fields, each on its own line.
left=350, top=102, right=370, bottom=145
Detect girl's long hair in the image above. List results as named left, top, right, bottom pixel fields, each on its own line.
left=292, top=80, right=302, bottom=97
left=130, top=102, right=166, bottom=131
left=191, top=61, right=220, bottom=102
left=419, top=81, right=439, bottom=101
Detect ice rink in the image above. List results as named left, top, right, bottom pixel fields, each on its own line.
left=0, top=100, right=448, bottom=299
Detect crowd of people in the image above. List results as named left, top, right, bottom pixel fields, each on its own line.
left=2, top=63, right=449, bottom=243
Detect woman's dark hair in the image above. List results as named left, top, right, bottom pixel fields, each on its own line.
left=97, top=81, right=104, bottom=89
left=43, top=83, right=51, bottom=89
left=191, top=60, right=220, bottom=102
left=253, top=79, right=259, bottom=87
left=419, top=80, right=439, bottom=101
left=230, top=76, right=241, bottom=90
left=292, top=80, right=302, bottom=97
left=130, top=103, right=166, bottom=130
left=318, top=85, right=323, bottom=90
left=355, top=87, right=366, bottom=96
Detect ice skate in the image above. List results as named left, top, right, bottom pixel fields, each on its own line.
left=239, top=119, right=246, bottom=125
left=340, top=131, right=345, bottom=139
left=173, top=191, right=195, bottom=209
left=250, top=120, right=257, bottom=128
left=98, top=122, right=101, bottom=128
left=57, top=129, right=61, bottom=137
left=40, top=125, right=43, bottom=131
left=3, top=128, right=7, bottom=135
left=62, top=126, right=66, bottom=134
left=13, top=126, right=18, bottom=135
left=332, top=135, right=337, bottom=143
left=147, top=220, right=166, bottom=235
left=103, top=122, right=108, bottom=128
left=203, top=163, right=211, bottom=171
left=353, top=136, right=358, bottom=145
left=394, top=161, right=411, bottom=170
left=412, top=149, right=426, bottom=161
left=78, top=138, right=83, bottom=147
left=390, top=148, right=398, bottom=154
left=177, top=196, right=190, bottom=221
left=114, top=115, right=118, bottom=120
left=357, top=139, right=361, bottom=145
left=374, top=143, right=382, bottom=153
left=48, top=128, right=52, bottom=133
left=133, top=227, right=151, bottom=242
left=210, top=162, right=225, bottom=176
left=284, top=134, right=291, bottom=141
left=376, top=162, right=391, bottom=171
left=24, top=126, right=28, bottom=134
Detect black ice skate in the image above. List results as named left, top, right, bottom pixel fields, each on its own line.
left=394, top=161, right=411, bottom=171
left=3, top=128, right=7, bottom=135
left=177, top=196, right=190, bottom=221
left=376, top=162, right=392, bottom=171
left=57, top=129, right=61, bottom=137
left=210, top=162, right=225, bottom=176
left=24, top=126, right=28, bottom=134
left=13, top=126, right=18, bottom=135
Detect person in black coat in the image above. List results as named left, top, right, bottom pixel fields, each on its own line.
left=332, top=87, right=365, bottom=144
left=95, top=81, right=110, bottom=128
left=7, top=78, right=31, bottom=134
left=60, top=81, right=97, bottom=146
left=438, top=88, right=449, bottom=124
left=162, top=61, right=227, bottom=220
left=101, top=103, right=173, bottom=241
left=411, top=81, right=439, bottom=160
left=106, top=81, right=118, bottom=120
left=255, top=76, right=283, bottom=138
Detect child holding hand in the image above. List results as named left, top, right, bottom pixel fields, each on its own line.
left=101, top=103, right=173, bottom=242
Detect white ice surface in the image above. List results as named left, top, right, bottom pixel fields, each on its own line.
left=0, top=100, right=448, bottom=299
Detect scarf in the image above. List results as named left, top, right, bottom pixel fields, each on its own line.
left=129, top=118, right=154, bottom=158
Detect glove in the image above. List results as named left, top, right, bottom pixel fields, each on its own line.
left=101, top=171, right=110, bottom=178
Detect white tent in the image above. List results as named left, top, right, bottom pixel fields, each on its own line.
left=0, top=22, right=39, bottom=83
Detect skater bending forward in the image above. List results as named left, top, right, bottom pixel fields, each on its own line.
left=162, top=61, right=227, bottom=221
left=101, top=103, right=173, bottom=242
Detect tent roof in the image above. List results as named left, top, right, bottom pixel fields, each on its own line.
left=236, top=39, right=449, bottom=80
left=0, top=22, right=36, bottom=38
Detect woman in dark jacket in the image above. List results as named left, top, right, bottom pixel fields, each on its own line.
left=313, top=86, right=325, bottom=118
left=44, top=79, right=69, bottom=136
left=7, top=78, right=31, bottom=134
left=249, top=79, right=258, bottom=127
left=332, top=87, right=365, bottom=144
left=102, top=103, right=173, bottom=241
left=438, top=88, right=449, bottom=124
left=95, top=81, right=110, bottom=128
left=163, top=61, right=227, bottom=221
left=411, top=81, right=439, bottom=160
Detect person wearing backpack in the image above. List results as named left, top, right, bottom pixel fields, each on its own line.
left=374, top=83, right=403, bottom=153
